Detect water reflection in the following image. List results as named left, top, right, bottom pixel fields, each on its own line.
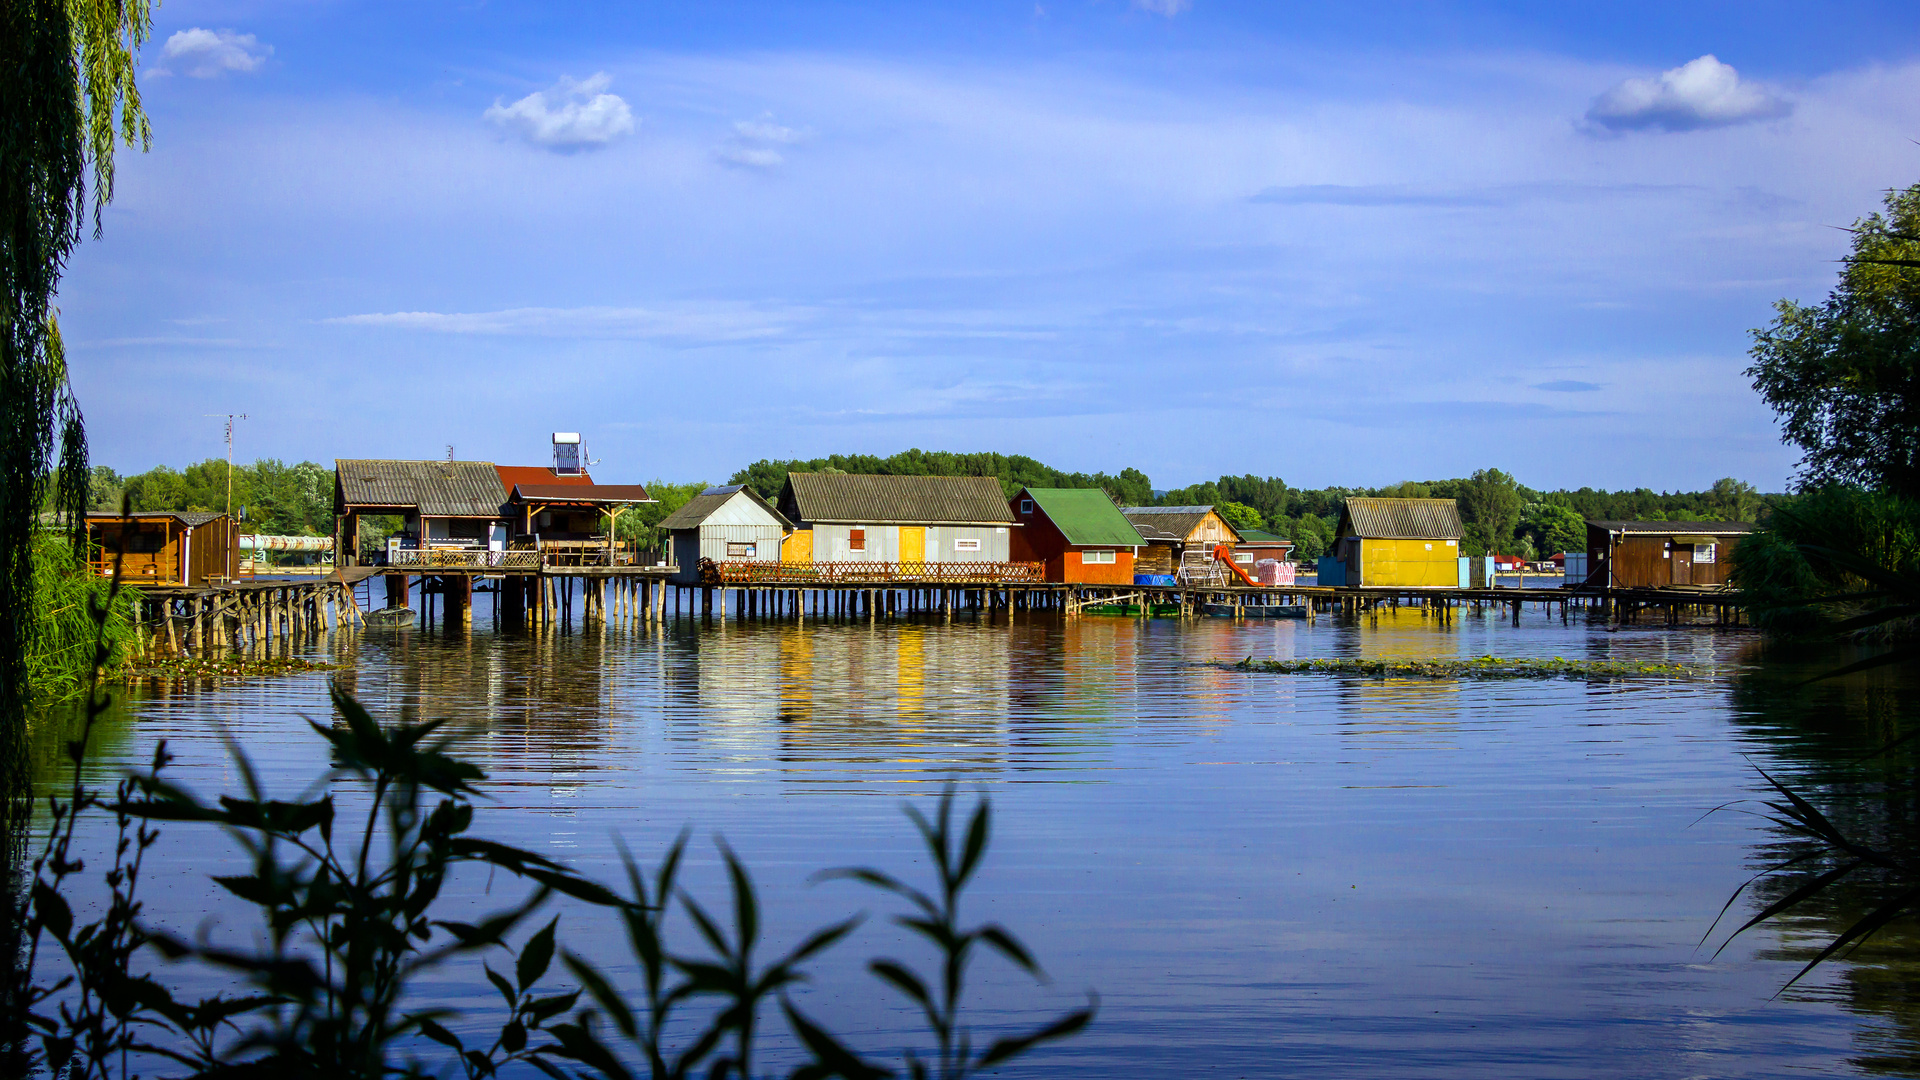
left=23, top=609, right=1920, bottom=1077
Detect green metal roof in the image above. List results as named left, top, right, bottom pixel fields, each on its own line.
left=1021, top=488, right=1144, bottom=547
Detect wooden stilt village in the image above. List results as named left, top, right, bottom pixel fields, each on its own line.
left=80, top=436, right=1763, bottom=662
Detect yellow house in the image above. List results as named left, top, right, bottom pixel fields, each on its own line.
left=1330, top=497, right=1463, bottom=587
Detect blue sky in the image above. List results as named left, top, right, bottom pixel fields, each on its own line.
left=60, top=1, right=1920, bottom=492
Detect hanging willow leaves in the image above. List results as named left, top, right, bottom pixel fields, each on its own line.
left=0, top=0, right=153, bottom=778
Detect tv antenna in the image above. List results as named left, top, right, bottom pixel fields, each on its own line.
left=204, top=413, right=248, bottom=517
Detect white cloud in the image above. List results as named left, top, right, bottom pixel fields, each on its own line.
left=1132, top=0, right=1191, bottom=15
left=717, top=112, right=809, bottom=169
left=152, top=28, right=270, bottom=78
left=484, top=73, right=635, bottom=151
left=1584, top=55, right=1790, bottom=133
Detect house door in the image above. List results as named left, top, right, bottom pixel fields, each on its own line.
left=900, top=526, right=926, bottom=566
left=1671, top=544, right=1693, bottom=585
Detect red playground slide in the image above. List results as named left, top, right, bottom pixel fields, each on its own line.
left=1212, top=543, right=1259, bottom=586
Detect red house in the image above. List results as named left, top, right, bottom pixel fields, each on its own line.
left=1009, top=487, right=1146, bottom=584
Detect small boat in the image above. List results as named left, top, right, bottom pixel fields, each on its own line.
left=365, top=606, right=417, bottom=626
left=1081, top=603, right=1182, bottom=617
left=1202, top=603, right=1307, bottom=619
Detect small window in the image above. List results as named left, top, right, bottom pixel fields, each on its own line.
left=1234, top=553, right=1254, bottom=564
left=849, top=528, right=866, bottom=552
left=727, top=541, right=757, bottom=559
left=1020, top=500, right=1033, bottom=514
left=1446, top=539, right=1457, bottom=547
left=1696, top=543, right=1717, bottom=564
left=1084, top=550, right=1116, bottom=564
left=954, top=538, right=981, bottom=552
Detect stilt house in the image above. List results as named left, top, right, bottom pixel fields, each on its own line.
left=1582, top=520, right=1755, bottom=588
left=1329, top=497, right=1464, bottom=587
left=86, top=510, right=238, bottom=586
left=1119, top=506, right=1243, bottom=577
left=777, top=473, right=1017, bottom=564
left=333, top=459, right=513, bottom=566
left=1009, top=487, right=1145, bottom=584
left=657, top=484, right=794, bottom=585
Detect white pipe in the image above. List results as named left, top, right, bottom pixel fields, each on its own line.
left=240, top=534, right=333, bottom=552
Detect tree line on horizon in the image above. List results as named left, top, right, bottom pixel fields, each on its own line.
left=79, top=452, right=1773, bottom=563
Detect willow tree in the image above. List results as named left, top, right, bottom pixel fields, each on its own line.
left=0, top=0, right=151, bottom=771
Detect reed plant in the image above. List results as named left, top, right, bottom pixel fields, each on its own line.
left=25, top=532, right=138, bottom=708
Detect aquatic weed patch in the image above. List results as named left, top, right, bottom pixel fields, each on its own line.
left=1219, top=655, right=1712, bottom=681
left=123, top=655, right=338, bottom=685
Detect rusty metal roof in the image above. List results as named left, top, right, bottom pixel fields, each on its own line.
left=1338, top=497, right=1464, bottom=539
left=87, top=510, right=228, bottom=527
left=496, top=465, right=595, bottom=490
left=510, top=484, right=654, bottom=504
left=1588, top=520, right=1756, bottom=536
left=1120, top=506, right=1239, bottom=544
left=334, top=460, right=507, bottom=517
left=782, top=473, right=1017, bottom=525
left=659, top=485, right=794, bottom=530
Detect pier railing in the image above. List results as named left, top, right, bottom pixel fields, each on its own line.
left=385, top=549, right=541, bottom=570
left=709, top=560, right=1045, bottom=585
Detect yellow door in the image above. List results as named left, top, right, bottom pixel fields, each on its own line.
left=900, top=526, right=926, bottom=565
left=782, top=528, right=814, bottom=563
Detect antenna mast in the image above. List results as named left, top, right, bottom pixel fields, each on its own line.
left=204, top=413, right=249, bottom=517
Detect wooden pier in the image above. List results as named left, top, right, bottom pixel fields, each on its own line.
left=119, top=562, right=1753, bottom=662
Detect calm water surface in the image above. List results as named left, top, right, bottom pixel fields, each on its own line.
left=33, top=598, right=1908, bottom=1077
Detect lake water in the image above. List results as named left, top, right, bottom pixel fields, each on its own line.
left=30, top=596, right=1920, bottom=1078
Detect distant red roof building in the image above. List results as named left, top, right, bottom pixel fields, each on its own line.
left=496, top=465, right=594, bottom=490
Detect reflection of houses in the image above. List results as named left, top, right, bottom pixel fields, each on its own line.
left=86, top=510, right=237, bottom=585
left=777, top=473, right=1016, bottom=564
left=1009, top=487, right=1145, bottom=583
left=334, top=460, right=513, bottom=564
left=1583, top=520, right=1754, bottom=588
left=658, top=484, right=794, bottom=585
left=1329, top=498, right=1463, bottom=587
left=1120, top=506, right=1242, bottom=577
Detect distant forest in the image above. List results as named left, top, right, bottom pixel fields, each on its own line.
left=81, top=449, right=1779, bottom=561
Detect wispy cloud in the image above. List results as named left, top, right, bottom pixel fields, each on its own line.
left=327, top=304, right=803, bottom=343
left=484, top=73, right=635, bottom=151
left=1532, top=380, right=1602, bottom=393
left=717, top=112, right=809, bottom=169
left=1131, top=0, right=1191, bottom=16
left=1584, top=55, right=1790, bottom=133
left=151, top=28, right=270, bottom=78
left=1247, top=182, right=1701, bottom=208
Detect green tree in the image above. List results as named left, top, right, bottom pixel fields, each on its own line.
left=1521, top=502, right=1586, bottom=557
left=1749, top=183, right=1920, bottom=497
left=1459, top=468, right=1522, bottom=552
left=1287, top=513, right=1335, bottom=561
left=1710, top=477, right=1759, bottom=522
left=1217, top=501, right=1262, bottom=533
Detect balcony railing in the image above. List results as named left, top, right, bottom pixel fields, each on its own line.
left=385, top=549, right=541, bottom=570
left=709, top=560, right=1045, bottom=585
left=538, top=539, right=667, bottom=568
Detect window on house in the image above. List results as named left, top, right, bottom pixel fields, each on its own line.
left=849, top=528, right=866, bottom=552
left=727, top=542, right=757, bottom=559
left=954, top=538, right=981, bottom=552
left=1020, top=500, right=1033, bottom=514
left=1696, top=543, right=1716, bottom=564
left=1084, top=549, right=1116, bottom=564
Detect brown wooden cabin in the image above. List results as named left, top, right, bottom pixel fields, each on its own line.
left=1009, top=487, right=1145, bottom=584
left=86, top=510, right=237, bottom=586
left=1583, top=520, right=1755, bottom=588
left=1233, top=529, right=1295, bottom=570
left=1119, top=505, right=1243, bottom=577
left=334, top=459, right=520, bottom=565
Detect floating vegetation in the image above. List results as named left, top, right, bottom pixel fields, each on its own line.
left=1219, top=654, right=1712, bottom=681
left=123, top=655, right=339, bottom=685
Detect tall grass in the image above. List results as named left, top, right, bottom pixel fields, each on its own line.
left=25, top=533, right=137, bottom=708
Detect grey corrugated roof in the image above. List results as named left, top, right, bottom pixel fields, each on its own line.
left=783, top=473, right=1017, bottom=525
left=1588, top=520, right=1756, bottom=535
left=1120, top=506, right=1236, bottom=543
left=659, top=485, right=793, bottom=530
left=88, top=510, right=228, bottom=527
left=1339, top=497, right=1464, bottom=539
left=335, top=460, right=507, bottom=517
